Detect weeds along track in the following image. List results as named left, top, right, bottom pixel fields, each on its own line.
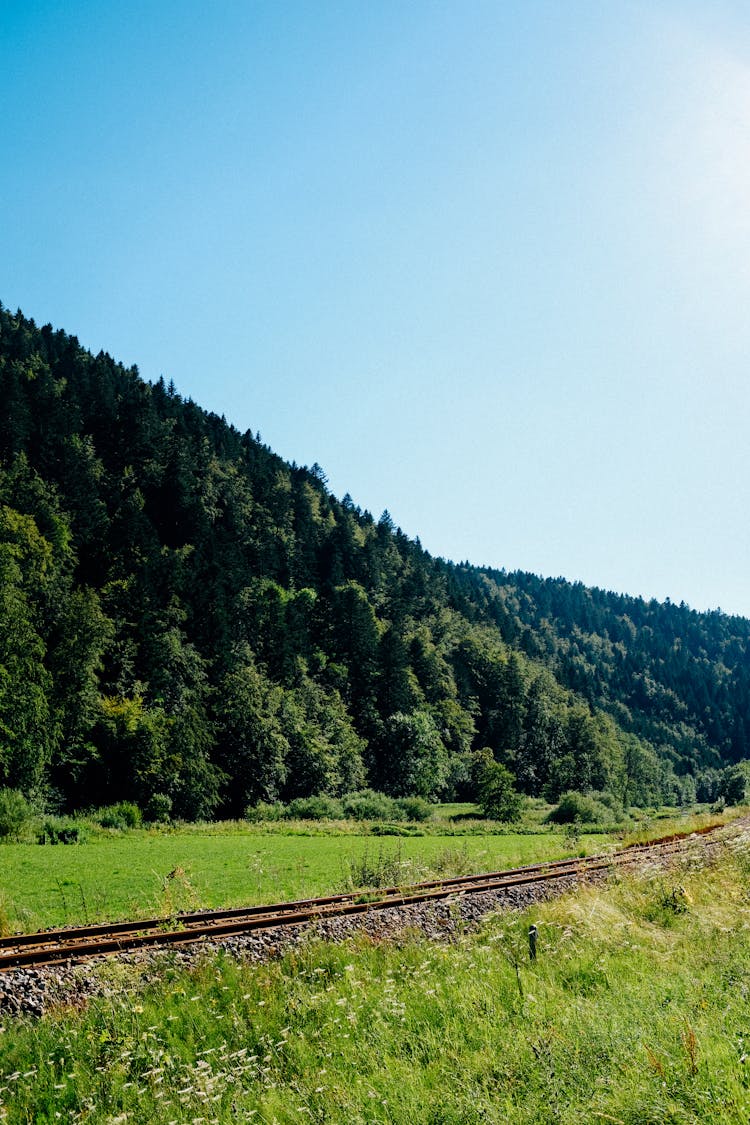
left=0, top=826, right=725, bottom=971
left=0, top=823, right=726, bottom=972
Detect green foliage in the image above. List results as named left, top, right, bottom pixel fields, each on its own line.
left=720, top=764, right=747, bottom=805
left=0, top=509, right=55, bottom=792
left=477, top=756, right=524, bottom=822
left=341, top=789, right=400, bottom=821
left=143, top=792, right=173, bottom=822
left=285, top=795, right=344, bottom=820
left=545, top=790, right=614, bottom=825
left=393, top=795, right=433, bottom=821
left=0, top=787, right=32, bottom=839
left=244, top=791, right=434, bottom=824
left=338, top=842, right=412, bottom=889
left=214, top=649, right=289, bottom=813
left=642, top=880, right=692, bottom=926
left=95, top=801, right=142, bottom=830
left=278, top=675, right=366, bottom=799
left=37, top=816, right=87, bottom=844
left=1, top=304, right=749, bottom=820
left=245, top=800, right=285, bottom=822
left=381, top=709, right=449, bottom=799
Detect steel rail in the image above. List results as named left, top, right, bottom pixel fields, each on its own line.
left=0, top=824, right=724, bottom=972
left=0, top=834, right=686, bottom=956
left=0, top=823, right=710, bottom=954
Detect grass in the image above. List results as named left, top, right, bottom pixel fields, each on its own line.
left=1, top=825, right=750, bottom=1121
left=620, top=805, right=736, bottom=845
left=0, top=804, right=732, bottom=933
left=0, top=825, right=613, bottom=933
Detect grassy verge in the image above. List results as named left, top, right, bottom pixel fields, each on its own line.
left=620, top=805, right=736, bottom=844
left=1, top=830, right=750, bottom=1121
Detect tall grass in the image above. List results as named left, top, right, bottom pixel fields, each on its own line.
left=1, top=834, right=750, bottom=1121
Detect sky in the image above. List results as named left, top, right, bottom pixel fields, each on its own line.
left=1, top=0, right=750, bottom=615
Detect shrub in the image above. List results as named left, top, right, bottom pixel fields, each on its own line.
left=245, top=801, right=285, bottom=822
left=371, top=823, right=423, bottom=836
left=96, top=801, right=142, bottom=830
left=0, top=789, right=32, bottom=839
left=478, top=761, right=524, bottom=823
left=545, top=791, right=611, bottom=825
left=588, top=789, right=625, bottom=821
left=341, top=790, right=403, bottom=821
left=285, top=795, right=344, bottom=820
left=340, top=843, right=411, bottom=889
left=393, top=796, right=433, bottom=822
left=37, top=817, right=87, bottom=845
left=143, top=793, right=173, bottom=823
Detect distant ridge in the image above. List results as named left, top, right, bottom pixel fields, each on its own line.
left=0, top=303, right=747, bottom=816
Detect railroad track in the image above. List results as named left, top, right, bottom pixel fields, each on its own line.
left=0, top=823, right=724, bottom=972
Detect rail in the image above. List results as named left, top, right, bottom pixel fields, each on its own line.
left=0, top=823, right=726, bottom=971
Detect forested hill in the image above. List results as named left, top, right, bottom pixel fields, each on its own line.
left=1, top=304, right=748, bottom=818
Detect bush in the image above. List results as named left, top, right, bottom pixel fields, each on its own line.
left=478, top=760, right=524, bottom=823
left=393, top=796, right=433, bottom=822
left=340, top=843, right=411, bottom=889
left=245, top=801, right=285, bottom=822
left=245, top=792, right=433, bottom=823
left=0, top=789, right=32, bottom=839
left=588, top=789, right=625, bottom=820
left=95, top=801, right=142, bottom=830
left=143, top=793, right=173, bottom=823
left=37, top=817, right=87, bottom=845
left=285, top=795, right=344, bottom=820
left=545, top=791, right=611, bottom=825
left=341, top=790, right=404, bottom=821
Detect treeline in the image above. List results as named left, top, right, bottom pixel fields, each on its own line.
left=0, top=305, right=747, bottom=818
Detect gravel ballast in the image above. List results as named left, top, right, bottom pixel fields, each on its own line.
left=1, top=827, right=742, bottom=1020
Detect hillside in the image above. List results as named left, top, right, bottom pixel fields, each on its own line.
left=0, top=304, right=747, bottom=817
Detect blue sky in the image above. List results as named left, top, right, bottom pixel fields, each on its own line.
left=2, top=1, right=750, bottom=614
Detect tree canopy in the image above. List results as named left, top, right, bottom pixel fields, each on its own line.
left=0, top=304, right=748, bottom=816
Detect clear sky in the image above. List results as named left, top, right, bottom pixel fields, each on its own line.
left=2, top=1, right=749, bottom=615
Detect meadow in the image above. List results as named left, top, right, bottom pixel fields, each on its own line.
left=0, top=804, right=727, bottom=934
left=0, top=817, right=748, bottom=1122
left=0, top=815, right=606, bottom=934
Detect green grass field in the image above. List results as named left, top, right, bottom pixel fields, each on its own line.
left=0, top=824, right=612, bottom=933
left=0, top=805, right=730, bottom=933
left=0, top=820, right=748, bottom=1122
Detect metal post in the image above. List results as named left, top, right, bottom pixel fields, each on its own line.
left=528, top=923, right=538, bottom=961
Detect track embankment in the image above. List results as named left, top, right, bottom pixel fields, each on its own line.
left=0, top=819, right=741, bottom=1017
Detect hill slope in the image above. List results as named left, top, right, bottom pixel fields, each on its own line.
left=0, top=304, right=747, bottom=816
